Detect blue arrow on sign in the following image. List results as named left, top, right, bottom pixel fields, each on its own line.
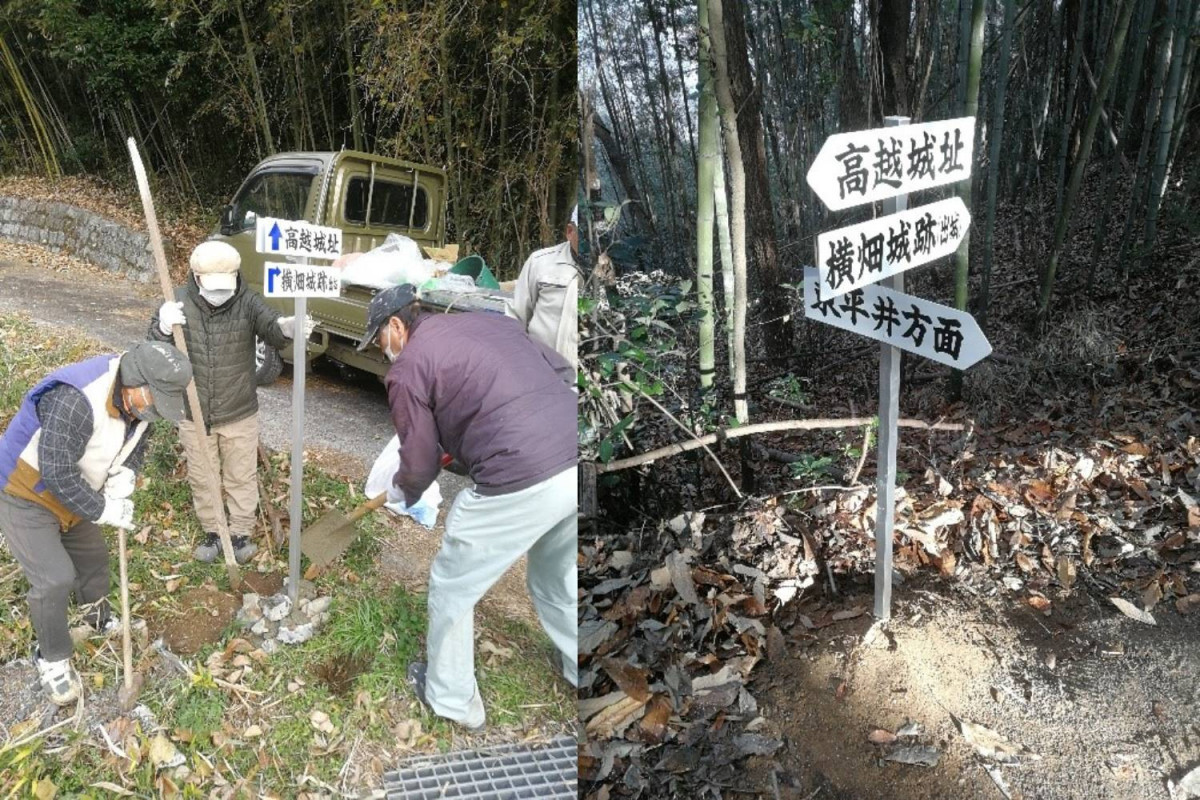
left=268, top=222, right=282, bottom=251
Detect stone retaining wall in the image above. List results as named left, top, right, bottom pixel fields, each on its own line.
left=0, top=195, right=169, bottom=283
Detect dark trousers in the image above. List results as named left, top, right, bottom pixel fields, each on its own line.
left=0, top=491, right=111, bottom=660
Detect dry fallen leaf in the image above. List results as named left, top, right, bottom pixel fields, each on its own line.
left=868, top=728, right=897, bottom=745
left=637, top=694, right=671, bottom=743
left=1110, top=597, right=1156, bottom=625
left=148, top=733, right=184, bottom=769
left=1142, top=581, right=1163, bottom=612
left=243, top=725, right=262, bottom=738
left=1177, top=594, right=1200, bottom=614
left=1057, top=556, right=1076, bottom=590
left=952, top=716, right=1039, bottom=763
left=585, top=694, right=646, bottom=739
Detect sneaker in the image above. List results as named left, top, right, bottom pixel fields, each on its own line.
left=193, top=532, right=220, bottom=562
left=33, top=647, right=82, bottom=706
left=406, top=661, right=484, bottom=733
left=231, top=536, right=258, bottom=564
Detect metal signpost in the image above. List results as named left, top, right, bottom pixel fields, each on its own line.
left=805, top=115, right=986, bottom=620
left=256, top=217, right=342, bottom=601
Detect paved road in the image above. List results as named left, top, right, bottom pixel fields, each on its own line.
left=0, top=249, right=467, bottom=494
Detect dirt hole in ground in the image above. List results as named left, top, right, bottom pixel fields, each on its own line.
left=147, top=586, right=240, bottom=656
left=314, top=653, right=371, bottom=696
left=241, top=571, right=284, bottom=596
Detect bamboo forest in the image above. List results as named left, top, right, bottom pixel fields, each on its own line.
left=579, top=0, right=1200, bottom=798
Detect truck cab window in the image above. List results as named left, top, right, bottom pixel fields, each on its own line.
left=230, top=172, right=314, bottom=231
left=344, top=176, right=428, bottom=229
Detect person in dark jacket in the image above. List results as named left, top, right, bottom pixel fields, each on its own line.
left=0, top=342, right=192, bottom=705
left=149, top=241, right=305, bottom=563
left=359, top=284, right=577, bottom=732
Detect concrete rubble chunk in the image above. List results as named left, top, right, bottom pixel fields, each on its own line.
left=262, top=594, right=292, bottom=622
left=278, top=623, right=315, bottom=645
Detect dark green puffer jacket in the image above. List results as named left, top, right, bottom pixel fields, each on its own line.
left=148, top=273, right=288, bottom=429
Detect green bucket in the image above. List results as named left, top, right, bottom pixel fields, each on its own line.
left=448, top=254, right=500, bottom=290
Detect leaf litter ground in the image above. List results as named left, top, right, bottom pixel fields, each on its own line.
left=580, top=164, right=1200, bottom=799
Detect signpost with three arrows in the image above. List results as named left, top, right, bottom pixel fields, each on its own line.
left=256, top=216, right=342, bottom=601
left=804, top=115, right=990, bottom=620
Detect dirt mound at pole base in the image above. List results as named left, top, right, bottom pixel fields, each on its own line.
left=147, top=586, right=240, bottom=656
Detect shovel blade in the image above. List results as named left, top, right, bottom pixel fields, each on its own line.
left=300, top=510, right=358, bottom=566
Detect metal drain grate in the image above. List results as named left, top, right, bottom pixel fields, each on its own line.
left=383, top=736, right=577, bottom=799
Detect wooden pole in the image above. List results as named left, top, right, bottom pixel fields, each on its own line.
left=127, top=137, right=242, bottom=590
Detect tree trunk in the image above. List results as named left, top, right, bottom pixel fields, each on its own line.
left=949, top=0, right=984, bottom=397
left=708, top=0, right=749, bottom=426
left=980, top=0, right=1017, bottom=329
left=1117, top=0, right=1177, bottom=277
left=594, top=117, right=657, bottom=237
left=714, top=139, right=736, bottom=368
left=1035, top=0, right=1136, bottom=332
left=234, top=0, right=275, bottom=155
left=697, top=0, right=718, bottom=391
left=879, top=0, right=913, bottom=116
left=342, top=0, right=364, bottom=151
left=1054, top=0, right=1087, bottom=220
left=1142, top=0, right=1195, bottom=260
left=1089, top=0, right=1154, bottom=277
left=721, top=0, right=794, bottom=360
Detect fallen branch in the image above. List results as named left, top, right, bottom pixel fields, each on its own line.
left=596, top=417, right=968, bottom=473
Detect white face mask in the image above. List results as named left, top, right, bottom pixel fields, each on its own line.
left=381, top=322, right=406, bottom=363
left=199, top=288, right=235, bottom=306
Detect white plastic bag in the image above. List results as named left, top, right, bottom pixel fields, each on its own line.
left=365, top=435, right=442, bottom=528
left=339, top=233, right=433, bottom=290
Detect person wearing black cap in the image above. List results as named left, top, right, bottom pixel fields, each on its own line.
left=0, top=341, right=193, bottom=705
left=359, top=284, right=577, bottom=732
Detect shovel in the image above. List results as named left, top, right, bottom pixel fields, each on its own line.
left=300, top=493, right=388, bottom=567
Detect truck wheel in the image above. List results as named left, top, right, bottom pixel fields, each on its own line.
left=255, top=338, right=284, bottom=386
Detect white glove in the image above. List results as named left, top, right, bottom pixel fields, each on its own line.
left=96, top=497, right=134, bottom=530
left=103, top=466, right=136, bottom=500
left=158, top=301, right=186, bottom=335
left=278, top=315, right=317, bottom=339
left=385, top=482, right=406, bottom=506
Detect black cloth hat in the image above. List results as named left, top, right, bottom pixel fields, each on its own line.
left=119, top=341, right=193, bottom=422
left=358, top=284, right=419, bottom=352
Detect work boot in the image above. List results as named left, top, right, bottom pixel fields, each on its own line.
left=33, top=646, right=82, bottom=706
left=231, top=535, right=258, bottom=564
left=406, top=661, right=485, bottom=733
left=193, top=532, right=220, bottom=562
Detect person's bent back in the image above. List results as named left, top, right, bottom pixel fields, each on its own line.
left=384, top=311, right=576, bottom=507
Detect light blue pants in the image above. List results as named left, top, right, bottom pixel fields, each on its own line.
left=425, top=467, right=578, bottom=728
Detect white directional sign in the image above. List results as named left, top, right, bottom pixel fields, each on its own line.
left=255, top=217, right=343, bottom=259
left=263, top=263, right=341, bottom=298
left=817, top=197, right=971, bottom=300
left=803, top=267, right=990, bottom=368
left=806, top=117, right=975, bottom=211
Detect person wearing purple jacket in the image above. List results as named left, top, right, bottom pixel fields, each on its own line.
left=357, top=284, right=576, bottom=732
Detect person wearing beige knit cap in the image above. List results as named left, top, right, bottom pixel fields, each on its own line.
left=148, top=241, right=309, bottom=563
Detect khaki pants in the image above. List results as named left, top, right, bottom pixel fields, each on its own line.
left=178, top=413, right=259, bottom=535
